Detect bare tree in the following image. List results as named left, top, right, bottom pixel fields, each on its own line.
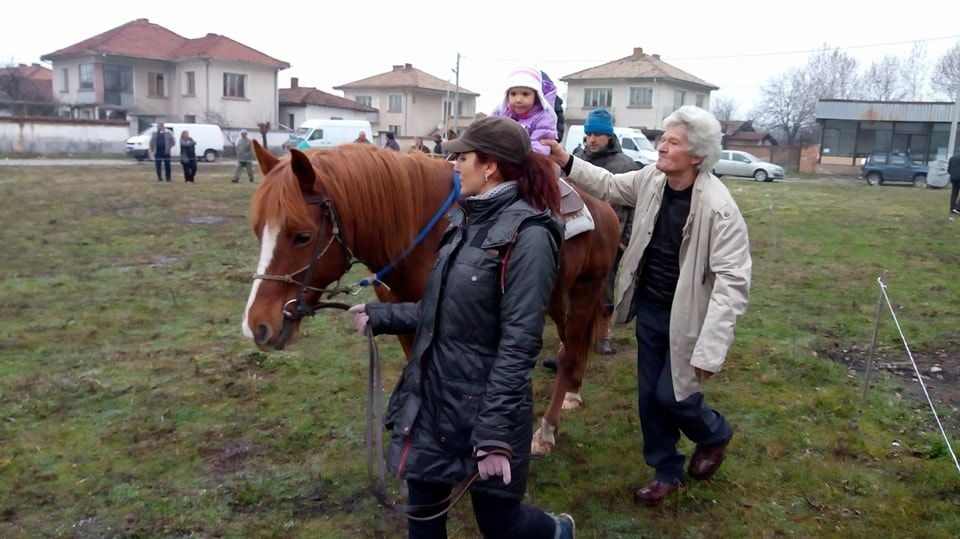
left=711, top=96, right=739, bottom=121
left=861, top=56, right=905, bottom=101
left=931, top=42, right=960, bottom=99
left=752, top=45, right=860, bottom=144
left=901, top=42, right=929, bottom=100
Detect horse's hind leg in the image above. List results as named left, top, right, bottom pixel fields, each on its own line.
left=532, top=277, right=604, bottom=455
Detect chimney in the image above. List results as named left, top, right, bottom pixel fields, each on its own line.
left=392, top=65, right=403, bottom=71
left=404, top=63, right=412, bottom=70
left=652, top=54, right=661, bottom=60
left=291, top=77, right=299, bottom=88
left=633, top=47, right=643, bottom=59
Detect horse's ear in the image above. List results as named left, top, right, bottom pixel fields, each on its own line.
left=252, top=139, right=279, bottom=174
left=289, top=149, right=317, bottom=196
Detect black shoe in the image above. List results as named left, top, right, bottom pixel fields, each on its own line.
left=231, top=179, right=239, bottom=183
left=542, top=356, right=558, bottom=371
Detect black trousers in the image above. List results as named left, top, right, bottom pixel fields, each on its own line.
left=635, top=301, right=732, bottom=484
left=951, top=181, right=960, bottom=212
left=406, top=479, right=555, bottom=539
left=181, top=160, right=197, bottom=182
left=154, top=155, right=171, bottom=181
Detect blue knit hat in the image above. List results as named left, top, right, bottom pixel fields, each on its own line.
left=584, top=109, right=614, bottom=136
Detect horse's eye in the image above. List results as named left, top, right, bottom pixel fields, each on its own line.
left=293, top=233, right=311, bottom=246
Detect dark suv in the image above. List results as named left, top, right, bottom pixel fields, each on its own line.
left=860, top=151, right=928, bottom=186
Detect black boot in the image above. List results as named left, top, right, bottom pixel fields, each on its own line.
left=542, top=356, right=558, bottom=372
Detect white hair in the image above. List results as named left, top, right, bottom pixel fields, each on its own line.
left=662, top=106, right=722, bottom=172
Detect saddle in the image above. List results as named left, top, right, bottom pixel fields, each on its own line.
left=558, top=178, right=594, bottom=240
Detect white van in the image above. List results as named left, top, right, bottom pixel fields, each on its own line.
left=293, top=119, right=374, bottom=150
left=125, top=123, right=225, bottom=162
left=564, top=125, right=658, bottom=166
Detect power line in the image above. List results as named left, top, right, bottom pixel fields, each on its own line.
left=462, top=34, right=960, bottom=64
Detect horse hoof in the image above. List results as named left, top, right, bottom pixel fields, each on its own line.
left=532, top=419, right=557, bottom=455
left=562, top=391, right=583, bottom=410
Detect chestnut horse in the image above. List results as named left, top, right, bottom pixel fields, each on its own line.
left=242, top=142, right=618, bottom=454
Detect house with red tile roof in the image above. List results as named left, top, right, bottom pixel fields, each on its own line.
left=561, top=47, right=718, bottom=134
left=41, top=19, right=289, bottom=132
left=0, top=63, right=54, bottom=116
left=335, top=63, right=478, bottom=138
left=279, top=77, right=377, bottom=130
left=720, top=120, right=778, bottom=148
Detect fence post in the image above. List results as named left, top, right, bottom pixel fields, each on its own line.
left=860, top=271, right=888, bottom=407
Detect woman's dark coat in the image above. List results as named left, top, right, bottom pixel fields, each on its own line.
left=367, top=184, right=562, bottom=499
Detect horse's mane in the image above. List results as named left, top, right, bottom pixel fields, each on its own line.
left=251, top=145, right=453, bottom=268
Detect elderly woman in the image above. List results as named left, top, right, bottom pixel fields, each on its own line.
left=350, top=116, right=575, bottom=538
left=545, top=106, right=752, bottom=507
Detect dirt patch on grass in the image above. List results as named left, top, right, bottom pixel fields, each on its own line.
left=822, top=344, right=960, bottom=431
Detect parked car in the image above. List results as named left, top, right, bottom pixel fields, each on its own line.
left=860, top=151, right=928, bottom=186
left=713, top=150, right=784, bottom=182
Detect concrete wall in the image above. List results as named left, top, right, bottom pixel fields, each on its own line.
left=0, top=117, right=128, bottom=152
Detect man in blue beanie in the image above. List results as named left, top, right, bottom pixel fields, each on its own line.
left=543, top=109, right=641, bottom=371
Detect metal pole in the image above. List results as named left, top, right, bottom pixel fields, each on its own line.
left=948, top=87, right=960, bottom=156
left=860, top=271, right=888, bottom=407
left=453, top=53, right=460, bottom=135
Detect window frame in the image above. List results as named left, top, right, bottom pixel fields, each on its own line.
left=184, top=71, right=196, bottom=96
left=147, top=72, right=166, bottom=98
left=78, top=64, right=94, bottom=91
left=356, top=95, right=372, bottom=107
left=223, top=72, right=246, bottom=99
left=673, top=89, right=686, bottom=110
left=583, top=88, right=613, bottom=109
left=629, top=87, right=653, bottom=108
left=388, top=94, right=403, bottom=113
left=60, top=68, right=69, bottom=92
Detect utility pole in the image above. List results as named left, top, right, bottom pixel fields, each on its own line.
left=452, top=53, right=460, bottom=135
left=948, top=86, right=960, bottom=158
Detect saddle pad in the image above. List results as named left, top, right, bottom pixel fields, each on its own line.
left=558, top=178, right=585, bottom=215
left=563, top=202, right=594, bottom=240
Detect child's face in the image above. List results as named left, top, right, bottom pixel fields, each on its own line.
left=508, top=86, right=537, bottom=114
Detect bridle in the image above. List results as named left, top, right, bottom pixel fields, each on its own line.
left=251, top=171, right=461, bottom=350
left=252, top=194, right=358, bottom=349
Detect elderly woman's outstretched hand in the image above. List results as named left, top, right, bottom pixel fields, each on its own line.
left=348, top=304, right=369, bottom=334
left=541, top=139, right=570, bottom=168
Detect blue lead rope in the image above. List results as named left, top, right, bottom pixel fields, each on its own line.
left=357, top=171, right=461, bottom=289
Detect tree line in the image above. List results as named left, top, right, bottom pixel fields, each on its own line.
left=712, top=42, right=960, bottom=144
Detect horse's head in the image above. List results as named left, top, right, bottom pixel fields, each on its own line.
left=242, top=141, right=353, bottom=350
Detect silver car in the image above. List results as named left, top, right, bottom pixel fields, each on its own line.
left=713, top=150, right=784, bottom=182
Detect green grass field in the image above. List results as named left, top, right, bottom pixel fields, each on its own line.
left=1, top=164, right=958, bottom=537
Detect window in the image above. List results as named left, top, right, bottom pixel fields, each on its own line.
left=356, top=95, right=372, bottom=107
left=695, top=94, right=705, bottom=108
left=184, top=114, right=196, bottom=123
left=673, top=90, right=686, bottom=109
left=583, top=88, right=612, bottom=108
left=287, top=114, right=295, bottom=130
left=443, top=100, right=463, bottom=118
left=79, top=64, right=94, bottom=90
left=148, top=72, right=165, bottom=97
left=309, top=129, right=324, bottom=141
left=629, top=87, right=653, bottom=107
left=388, top=125, right=401, bottom=134
left=621, top=138, right=637, bottom=151
left=388, top=94, right=403, bottom=112
left=184, top=71, right=195, bottom=96
left=60, top=68, right=69, bottom=92
left=223, top=73, right=246, bottom=98
left=102, top=64, right=132, bottom=105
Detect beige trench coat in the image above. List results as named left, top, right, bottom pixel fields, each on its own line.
left=568, top=158, right=752, bottom=401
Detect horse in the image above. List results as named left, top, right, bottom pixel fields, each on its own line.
left=241, top=141, right=619, bottom=454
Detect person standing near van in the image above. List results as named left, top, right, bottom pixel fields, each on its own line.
left=232, top=130, right=254, bottom=183
left=384, top=132, right=400, bottom=151
left=179, top=130, right=197, bottom=183
left=354, top=131, right=370, bottom=144
left=948, top=150, right=960, bottom=215
left=149, top=122, right=175, bottom=182
left=408, top=136, right=431, bottom=154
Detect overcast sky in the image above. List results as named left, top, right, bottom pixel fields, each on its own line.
left=5, top=1, right=960, bottom=118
